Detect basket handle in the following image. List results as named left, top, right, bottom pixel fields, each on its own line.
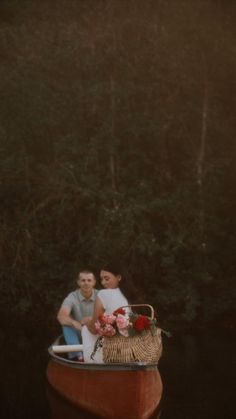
left=119, top=304, right=155, bottom=320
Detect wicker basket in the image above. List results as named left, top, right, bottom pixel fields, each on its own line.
left=103, top=304, right=162, bottom=364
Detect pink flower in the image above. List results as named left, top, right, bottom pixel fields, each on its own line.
left=106, top=324, right=116, bottom=336
left=116, top=314, right=130, bottom=330
left=102, top=324, right=116, bottom=337
left=103, top=314, right=116, bottom=325
left=95, top=321, right=116, bottom=337
left=98, top=314, right=116, bottom=325
left=95, top=320, right=103, bottom=333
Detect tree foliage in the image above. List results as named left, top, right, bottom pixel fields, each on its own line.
left=0, top=0, right=235, bottom=329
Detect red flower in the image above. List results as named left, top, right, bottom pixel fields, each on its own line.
left=113, top=307, right=126, bottom=316
left=133, top=315, right=151, bottom=332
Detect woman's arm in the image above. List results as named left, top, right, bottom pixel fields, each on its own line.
left=87, top=296, right=104, bottom=334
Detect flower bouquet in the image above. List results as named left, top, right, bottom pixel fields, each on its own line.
left=92, top=304, right=163, bottom=364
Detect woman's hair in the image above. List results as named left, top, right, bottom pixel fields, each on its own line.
left=99, top=261, right=122, bottom=277
left=99, top=260, right=141, bottom=303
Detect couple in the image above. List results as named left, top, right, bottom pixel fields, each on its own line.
left=57, top=263, right=129, bottom=363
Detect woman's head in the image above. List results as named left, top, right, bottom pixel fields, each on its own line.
left=99, top=261, right=139, bottom=302
left=99, top=262, right=122, bottom=289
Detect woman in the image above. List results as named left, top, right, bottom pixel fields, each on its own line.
left=82, top=264, right=129, bottom=363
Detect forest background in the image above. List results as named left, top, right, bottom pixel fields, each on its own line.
left=0, top=0, right=235, bottom=334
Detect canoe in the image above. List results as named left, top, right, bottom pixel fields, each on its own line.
left=46, top=337, right=163, bottom=419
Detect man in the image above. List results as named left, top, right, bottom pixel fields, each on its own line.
left=57, top=269, right=98, bottom=361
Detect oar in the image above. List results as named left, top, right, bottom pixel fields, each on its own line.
left=52, top=344, right=83, bottom=353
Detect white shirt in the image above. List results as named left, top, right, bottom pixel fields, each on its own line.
left=97, top=288, right=128, bottom=314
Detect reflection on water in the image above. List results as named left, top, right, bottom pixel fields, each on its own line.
left=0, top=329, right=50, bottom=419
left=159, top=330, right=235, bottom=419
left=1, top=329, right=235, bottom=419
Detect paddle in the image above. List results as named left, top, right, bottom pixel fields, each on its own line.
left=52, top=344, right=83, bottom=353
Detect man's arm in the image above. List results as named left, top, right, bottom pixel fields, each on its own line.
left=57, top=306, right=82, bottom=331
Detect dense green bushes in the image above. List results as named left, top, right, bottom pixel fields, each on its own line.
left=0, top=0, right=235, bottom=330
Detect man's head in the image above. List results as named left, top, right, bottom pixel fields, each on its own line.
left=76, top=270, right=96, bottom=297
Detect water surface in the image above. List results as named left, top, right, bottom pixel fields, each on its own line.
left=1, top=329, right=235, bottom=419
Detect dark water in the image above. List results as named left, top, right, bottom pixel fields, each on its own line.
left=1, top=329, right=235, bottom=419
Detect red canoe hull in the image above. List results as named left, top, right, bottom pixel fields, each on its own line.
left=46, top=358, right=163, bottom=419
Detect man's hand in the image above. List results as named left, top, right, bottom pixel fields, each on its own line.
left=71, top=319, right=83, bottom=331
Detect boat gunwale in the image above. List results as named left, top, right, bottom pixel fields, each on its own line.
left=48, top=337, right=159, bottom=371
